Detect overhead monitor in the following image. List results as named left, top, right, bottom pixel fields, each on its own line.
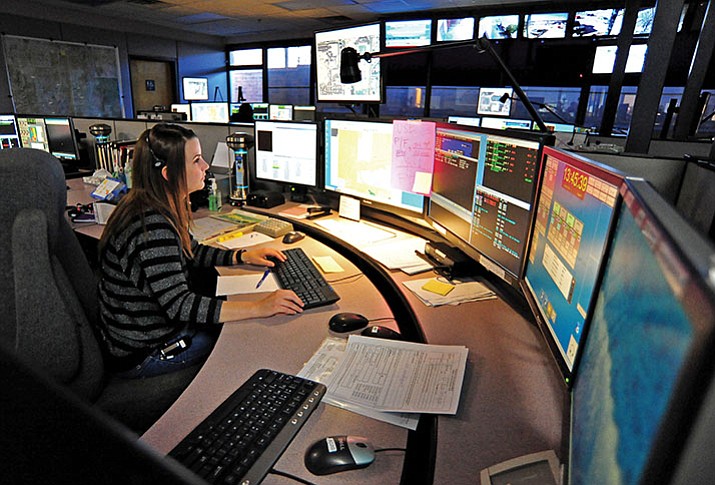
left=315, top=23, right=382, bottom=103
left=171, top=103, right=191, bottom=121
left=478, top=15, right=520, bottom=39
left=0, top=114, right=20, bottom=149
left=634, top=7, right=656, bottom=35
left=480, top=117, right=532, bottom=130
left=569, top=178, right=715, bottom=484
left=268, top=104, right=294, bottom=121
left=592, top=44, right=648, bottom=74
left=44, top=117, right=79, bottom=161
left=251, top=102, right=269, bottom=120
left=323, top=118, right=430, bottom=214
left=182, top=77, right=209, bottom=101
left=385, top=19, right=432, bottom=48
left=428, top=124, right=553, bottom=287
left=521, top=147, right=624, bottom=384
left=437, top=17, right=475, bottom=42
left=190, top=102, right=229, bottom=123
left=478, top=87, right=513, bottom=116
left=573, top=9, right=624, bottom=37
left=523, top=12, right=568, bottom=39
left=17, top=116, right=50, bottom=153
left=254, top=120, right=319, bottom=188
left=447, top=116, right=480, bottom=127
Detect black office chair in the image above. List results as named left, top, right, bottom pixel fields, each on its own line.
left=0, top=148, right=201, bottom=433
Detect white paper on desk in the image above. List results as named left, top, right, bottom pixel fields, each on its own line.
left=190, top=217, right=239, bottom=242
left=298, top=337, right=420, bottom=430
left=402, top=277, right=496, bottom=307
left=315, top=219, right=395, bottom=248
left=216, top=273, right=279, bottom=296
left=361, top=237, right=431, bottom=272
left=219, top=231, right=274, bottom=249
left=328, top=336, right=468, bottom=414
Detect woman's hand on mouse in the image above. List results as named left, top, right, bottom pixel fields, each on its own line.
left=253, top=290, right=304, bottom=317
left=238, top=247, right=286, bottom=266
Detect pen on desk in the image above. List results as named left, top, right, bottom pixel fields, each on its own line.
left=256, top=268, right=271, bottom=289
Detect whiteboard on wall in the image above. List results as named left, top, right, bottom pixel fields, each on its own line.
left=1, top=35, right=124, bottom=118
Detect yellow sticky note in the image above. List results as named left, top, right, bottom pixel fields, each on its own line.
left=313, top=255, right=344, bottom=273
left=422, top=279, right=455, bottom=296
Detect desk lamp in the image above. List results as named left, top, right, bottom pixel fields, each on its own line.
left=339, top=36, right=548, bottom=132
left=225, top=132, right=254, bottom=206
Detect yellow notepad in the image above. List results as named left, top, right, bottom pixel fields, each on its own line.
left=421, top=279, right=455, bottom=296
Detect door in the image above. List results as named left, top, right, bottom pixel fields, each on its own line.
left=130, top=58, right=175, bottom=116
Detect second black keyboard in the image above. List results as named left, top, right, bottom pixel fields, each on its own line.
left=169, top=369, right=326, bottom=484
left=273, top=247, right=340, bottom=309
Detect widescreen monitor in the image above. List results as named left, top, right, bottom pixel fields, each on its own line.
left=569, top=178, right=715, bottom=484
left=521, top=147, right=623, bottom=384
left=315, top=23, right=382, bottom=103
left=171, top=103, right=191, bottom=121
left=437, top=17, right=474, bottom=42
left=17, top=116, right=50, bottom=152
left=293, top=105, right=316, bottom=121
left=190, top=102, right=229, bottom=123
left=44, top=117, right=79, bottom=161
left=447, top=116, right=480, bottom=127
left=573, top=9, right=624, bottom=37
left=323, top=118, right=429, bottom=214
left=0, top=114, right=20, bottom=149
left=478, top=87, right=513, bottom=116
left=182, top=77, right=209, bottom=101
left=251, top=102, right=269, bottom=120
left=254, top=120, right=318, bottom=188
left=480, top=117, right=532, bottom=130
left=268, top=104, right=294, bottom=121
left=592, top=44, right=648, bottom=74
left=523, top=12, right=568, bottom=39
left=478, top=15, right=519, bottom=39
left=428, top=124, right=553, bottom=287
left=385, top=19, right=432, bottom=48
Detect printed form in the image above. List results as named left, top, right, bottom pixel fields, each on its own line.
left=328, top=335, right=468, bottom=414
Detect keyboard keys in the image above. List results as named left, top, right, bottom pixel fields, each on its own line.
left=272, top=248, right=340, bottom=309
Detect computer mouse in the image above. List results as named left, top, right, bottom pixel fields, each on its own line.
left=329, top=312, right=369, bottom=333
left=361, top=325, right=403, bottom=340
left=282, top=231, right=305, bottom=244
left=304, top=435, right=375, bottom=476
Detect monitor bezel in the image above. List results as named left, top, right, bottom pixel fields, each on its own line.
left=44, top=116, right=81, bottom=162
left=567, top=177, right=715, bottom=484
left=322, top=117, right=428, bottom=218
left=314, top=22, right=384, bottom=104
left=427, top=123, right=554, bottom=289
left=253, top=119, right=321, bottom=190
left=520, top=146, right=626, bottom=387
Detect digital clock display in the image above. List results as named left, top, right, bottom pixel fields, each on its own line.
left=562, top=165, right=589, bottom=199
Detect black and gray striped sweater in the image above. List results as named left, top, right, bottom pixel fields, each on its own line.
left=98, top=210, right=237, bottom=364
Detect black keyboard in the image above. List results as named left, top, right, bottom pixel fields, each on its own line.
left=273, top=247, right=340, bottom=309
left=169, top=369, right=326, bottom=485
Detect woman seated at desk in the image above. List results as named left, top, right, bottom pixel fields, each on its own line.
left=97, top=123, right=303, bottom=378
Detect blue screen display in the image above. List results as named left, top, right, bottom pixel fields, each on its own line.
left=570, top=195, right=694, bottom=484
left=524, top=150, right=621, bottom=373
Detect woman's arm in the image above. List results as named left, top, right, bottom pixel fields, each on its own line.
left=218, top=289, right=304, bottom=322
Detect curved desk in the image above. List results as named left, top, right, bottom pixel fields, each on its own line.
left=139, top=206, right=567, bottom=484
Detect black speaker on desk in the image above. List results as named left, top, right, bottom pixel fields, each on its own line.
left=247, top=190, right=285, bottom=209
left=424, top=241, right=476, bottom=280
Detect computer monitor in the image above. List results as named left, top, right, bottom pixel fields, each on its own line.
left=521, top=147, right=624, bottom=384
left=478, top=15, right=520, bottom=39
left=182, top=77, right=209, bottom=101
left=293, top=105, right=316, bottom=121
left=323, top=118, right=428, bottom=214
left=569, top=178, right=715, bottom=484
left=573, top=9, right=624, bottom=37
left=427, top=124, right=553, bottom=288
left=385, top=19, right=432, bottom=48
left=44, top=117, right=80, bottom=161
left=437, top=17, right=475, bottom=42
left=480, top=117, right=532, bottom=130
left=0, top=114, right=20, bottom=149
left=447, top=116, right=480, bottom=127
left=17, top=116, right=50, bottom=152
left=592, top=44, right=648, bottom=74
left=190, top=102, right=229, bottom=123
left=315, top=22, right=383, bottom=103
left=171, top=103, right=191, bottom=121
left=251, top=103, right=269, bottom=120
left=478, top=87, right=513, bottom=116
left=523, top=12, right=568, bottom=39
left=268, top=104, right=294, bottom=121
left=254, top=120, right=318, bottom=188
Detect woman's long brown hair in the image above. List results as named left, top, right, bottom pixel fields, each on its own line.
left=99, top=123, right=198, bottom=258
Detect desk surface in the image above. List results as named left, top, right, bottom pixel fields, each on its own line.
left=67, top=179, right=567, bottom=484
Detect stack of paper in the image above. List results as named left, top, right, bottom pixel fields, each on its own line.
left=360, top=237, right=432, bottom=274
left=299, top=335, right=469, bottom=429
left=403, top=277, right=496, bottom=307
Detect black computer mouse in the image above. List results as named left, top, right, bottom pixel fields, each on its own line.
left=361, top=325, right=403, bottom=340
left=282, top=231, right=305, bottom=244
left=329, top=312, right=369, bottom=333
left=304, top=435, right=375, bottom=476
